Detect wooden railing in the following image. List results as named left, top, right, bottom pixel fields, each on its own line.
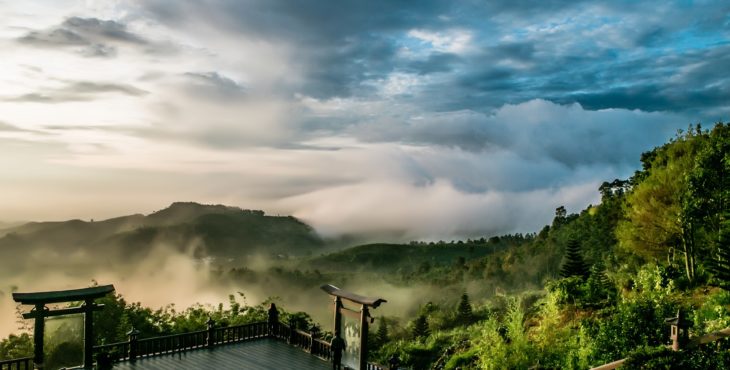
left=93, top=321, right=333, bottom=364
left=94, top=341, right=130, bottom=361
left=0, top=357, right=32, bottom=370
left=215, top=322, right=268, bottom=344
left=137, top=330, right=208, bottom=358
left=278, top=324, right=332, bottom=361
left=590, top=326, right=730, bottom=369
left=366, top=362, right=387, bottom=370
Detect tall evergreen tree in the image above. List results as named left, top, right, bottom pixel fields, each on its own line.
left=586, top=260, right=614, bottom=303
left=560, top=239, right=590, bottom=279
left=376, top=316, right=389, bottom=346
left=412, top=314, right=430, bottom=339
left=456, top=292, right=473, bottom=325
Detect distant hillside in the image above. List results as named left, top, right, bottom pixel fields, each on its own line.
left=0, top=202, right=324, bottom=263
left=307, top=241, right=507, bottom=273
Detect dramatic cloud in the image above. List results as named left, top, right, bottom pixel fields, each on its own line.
left=131, top=0, right=730, bottom=116
left=0, top=0, right=727, bottom=241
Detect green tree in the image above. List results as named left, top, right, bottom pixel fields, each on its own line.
left=456, top=293, right=473, bottom=325
left=0, top=333, right=33, bottom=360
left=617, top=129, right=704, bottom=282
left=687, top=123, right=730, bottom=244
left=412, top=314, right=430, bottom=339
left=560, top=239, right=590, bottom=279
left=585, top=260, right=615, bottom=304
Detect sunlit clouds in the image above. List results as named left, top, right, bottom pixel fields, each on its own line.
left=1, top=0, right=728, bottom=240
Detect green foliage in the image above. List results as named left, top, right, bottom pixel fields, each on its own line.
left=0, top=333, right=32, bottom=360
left=374, top=317, right=389, bottom=348
left=547, top=276, right=587, bottom=305
left=708, top=218, right=730, bottom=290
left=586, top=260, right=616, bottom=305
left=618, top=131, right=700, bottom=280
left=623, top=343, right=730, bottom=369
left=585, top=296, right=677, bottom=364
left=694, top=289, right=730, bottom=334
left=687, top=123, right=730, bottom=248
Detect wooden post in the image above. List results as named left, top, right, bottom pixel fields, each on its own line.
left=333, top=296, right=342, bottom=338
left=33, top=304, right=45, bottom=370
left=360, top=305, right=369, bottom=370
left=83, top=300, right=94, bottom=369
left=288, top=320, right=296, bottom=344
left=206, top=317, right=216, bottom=349
left=127, top=327, right=140, bottom=361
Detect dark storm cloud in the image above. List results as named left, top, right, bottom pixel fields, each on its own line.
left=8, top=81, right=148, bottom=103
left=133, top=0, right=730, bottom=115
left=405, top=53, right=461, bottom=75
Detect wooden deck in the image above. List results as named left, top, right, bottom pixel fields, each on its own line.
left=112, top=338, right=332, bottom=370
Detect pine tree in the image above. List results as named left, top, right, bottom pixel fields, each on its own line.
left=412, top=314, right=430, bottom=339
left=376, top=317, right=389, bottom=346
left=456, top=292, right=473, bottom=325
left=560, top=239, right=590, bottom=279
left=586, top=260, right=613, bottom=303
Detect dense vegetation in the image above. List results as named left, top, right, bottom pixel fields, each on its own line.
left=2, top=123, right=730, bottom=369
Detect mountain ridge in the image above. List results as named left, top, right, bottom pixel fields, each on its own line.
left=0, top=202, right=325, bottom=263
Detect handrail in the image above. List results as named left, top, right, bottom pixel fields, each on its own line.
left=92, top=321, right=332, bottom=364
left=687, top=327, right=730, bottom=348
left=589, top=359, right=626, bottom=370
left=590, top=326, right=730, bottom=369
left=0, top=357, right=32, bottom=370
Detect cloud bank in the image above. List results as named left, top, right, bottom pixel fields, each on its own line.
left=0, top=0, right=727, bottom=240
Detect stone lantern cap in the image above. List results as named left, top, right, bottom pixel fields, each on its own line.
left=665, top=309, right=689, bottom=328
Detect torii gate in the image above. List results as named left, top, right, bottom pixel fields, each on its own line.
left=321, top=284, right=386, bottom=370
left=13, top=284, right=115, bottom=370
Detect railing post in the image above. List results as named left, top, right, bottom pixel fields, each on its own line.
left=388, top=354, right=401, bottom=370
left=288, top=319, right=296, bottom=345
left=206, top=317, right=216, bottom=349
left=268, top=303, right=279, bottom=338
left=309, top=325, right=319, bottom=354
left=127, top=327, right=140, bottom=362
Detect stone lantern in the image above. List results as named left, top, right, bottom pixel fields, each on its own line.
left=665, top=309, right=689, bottom=351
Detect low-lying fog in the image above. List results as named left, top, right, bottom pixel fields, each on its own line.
left=0, top=242, right=446, bottom=339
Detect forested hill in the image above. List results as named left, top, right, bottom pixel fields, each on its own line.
left=0, top=202, right=325, bottom=262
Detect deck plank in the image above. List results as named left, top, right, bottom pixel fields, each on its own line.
left=112, top=338, right=331, bottom=370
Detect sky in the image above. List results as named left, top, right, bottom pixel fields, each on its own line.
left=0, top=0, right=728, bottom=240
